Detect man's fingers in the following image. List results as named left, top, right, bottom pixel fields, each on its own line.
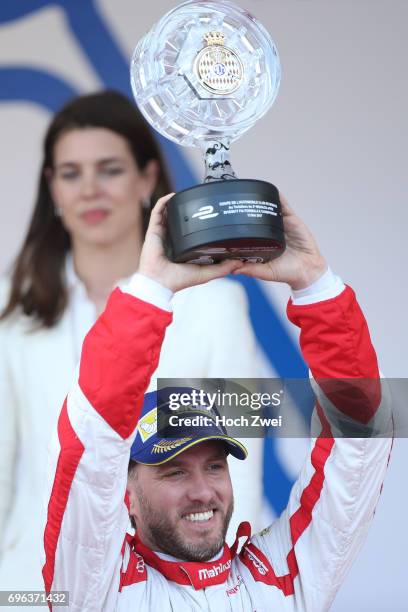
left=232, top=262, right=268, bottom=278
left=154, top=192, right=175, bottom=211
left=196, top=259, right=243, bottom=283
left=147, top=193, right=175, bottom=233
left=278, top=192, right=294, bottom=216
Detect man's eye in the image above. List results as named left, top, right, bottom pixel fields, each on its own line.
left=209, top=463, right=223, bottom=471
left=165, top=470, right=184, bottom=478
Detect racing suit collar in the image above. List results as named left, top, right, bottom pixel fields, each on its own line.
left=132, top=522, right=251, bottom=590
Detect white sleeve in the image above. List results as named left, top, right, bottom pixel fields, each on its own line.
left=291, top=268, right=345, bottom=305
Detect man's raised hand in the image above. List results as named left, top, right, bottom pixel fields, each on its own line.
left=138, top=194, right=242, bottom=292
left=233, top=194, right=327, bottom=290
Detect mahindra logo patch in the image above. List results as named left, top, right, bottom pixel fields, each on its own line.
left=191, top=205, right=219, bottom=220
left=198, top=559, right=231, bottom=580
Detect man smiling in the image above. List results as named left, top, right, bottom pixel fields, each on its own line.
left=128, top=441, right=234, bottom=563
left=43, top=194, right=392, bottom=611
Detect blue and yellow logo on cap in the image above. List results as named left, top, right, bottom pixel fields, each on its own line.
left=137, top=407, right=157, bottom=443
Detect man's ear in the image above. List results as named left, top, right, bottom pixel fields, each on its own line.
left=125, top=482, right=138, bottom=530
left=126, top=478, right=138, bottom=515
left=126, top=481, right=138, bottom=533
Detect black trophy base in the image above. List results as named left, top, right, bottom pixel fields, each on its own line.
left=167, top=179, right=285, bottom=264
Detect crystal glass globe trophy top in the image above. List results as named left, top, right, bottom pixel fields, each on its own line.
left=131, top=0, right=284, bottom=263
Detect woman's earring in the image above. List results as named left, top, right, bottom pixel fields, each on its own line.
left=142, top=197, right=151, bottom=210
left=54, top=207, right=63, bottom=217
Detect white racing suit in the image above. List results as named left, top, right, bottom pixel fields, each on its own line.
left=42, top=274, right=392, bottom=611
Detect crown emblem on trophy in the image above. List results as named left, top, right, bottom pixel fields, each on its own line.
left=204, top=31, right=226, bottom=47
left=195, top=29, right=244, bottom=96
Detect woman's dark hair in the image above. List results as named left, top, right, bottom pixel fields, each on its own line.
left=1, top=90, right=173, bottom=328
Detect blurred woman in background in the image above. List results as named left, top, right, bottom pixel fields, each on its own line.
left=0, top=90, right=263, bottom=595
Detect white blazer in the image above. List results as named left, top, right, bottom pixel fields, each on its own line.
left=0, top=276, right=263, bottom=593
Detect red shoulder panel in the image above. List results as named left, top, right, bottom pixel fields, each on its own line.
left=287, top=286, right=381, bottom=423
left=79, top=289, right=172, bottom=439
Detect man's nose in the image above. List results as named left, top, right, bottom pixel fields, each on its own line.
left=186, top=471, right=214, bottom=505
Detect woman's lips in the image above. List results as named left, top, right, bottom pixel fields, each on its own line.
left=80, top=209, right=110, bottom=225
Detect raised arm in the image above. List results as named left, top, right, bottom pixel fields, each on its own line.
left=246, top=281, right=391, bottom=610
left=42, top=278, right=173, bottom=609
left=234, top=196, right=392, bottom=610
left=42, top=195, right=242, bottom=610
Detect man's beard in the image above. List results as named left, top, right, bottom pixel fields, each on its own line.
left=136, top=490, right=234, bottom=562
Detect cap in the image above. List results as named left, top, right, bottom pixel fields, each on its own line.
left=130, top=387, right=247, bottom=465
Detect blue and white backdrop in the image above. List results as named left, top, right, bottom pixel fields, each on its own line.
left=0, top=1, right=407, bottom=609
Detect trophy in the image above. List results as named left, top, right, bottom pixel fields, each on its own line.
left=131, top=0, right=283, bottom=264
